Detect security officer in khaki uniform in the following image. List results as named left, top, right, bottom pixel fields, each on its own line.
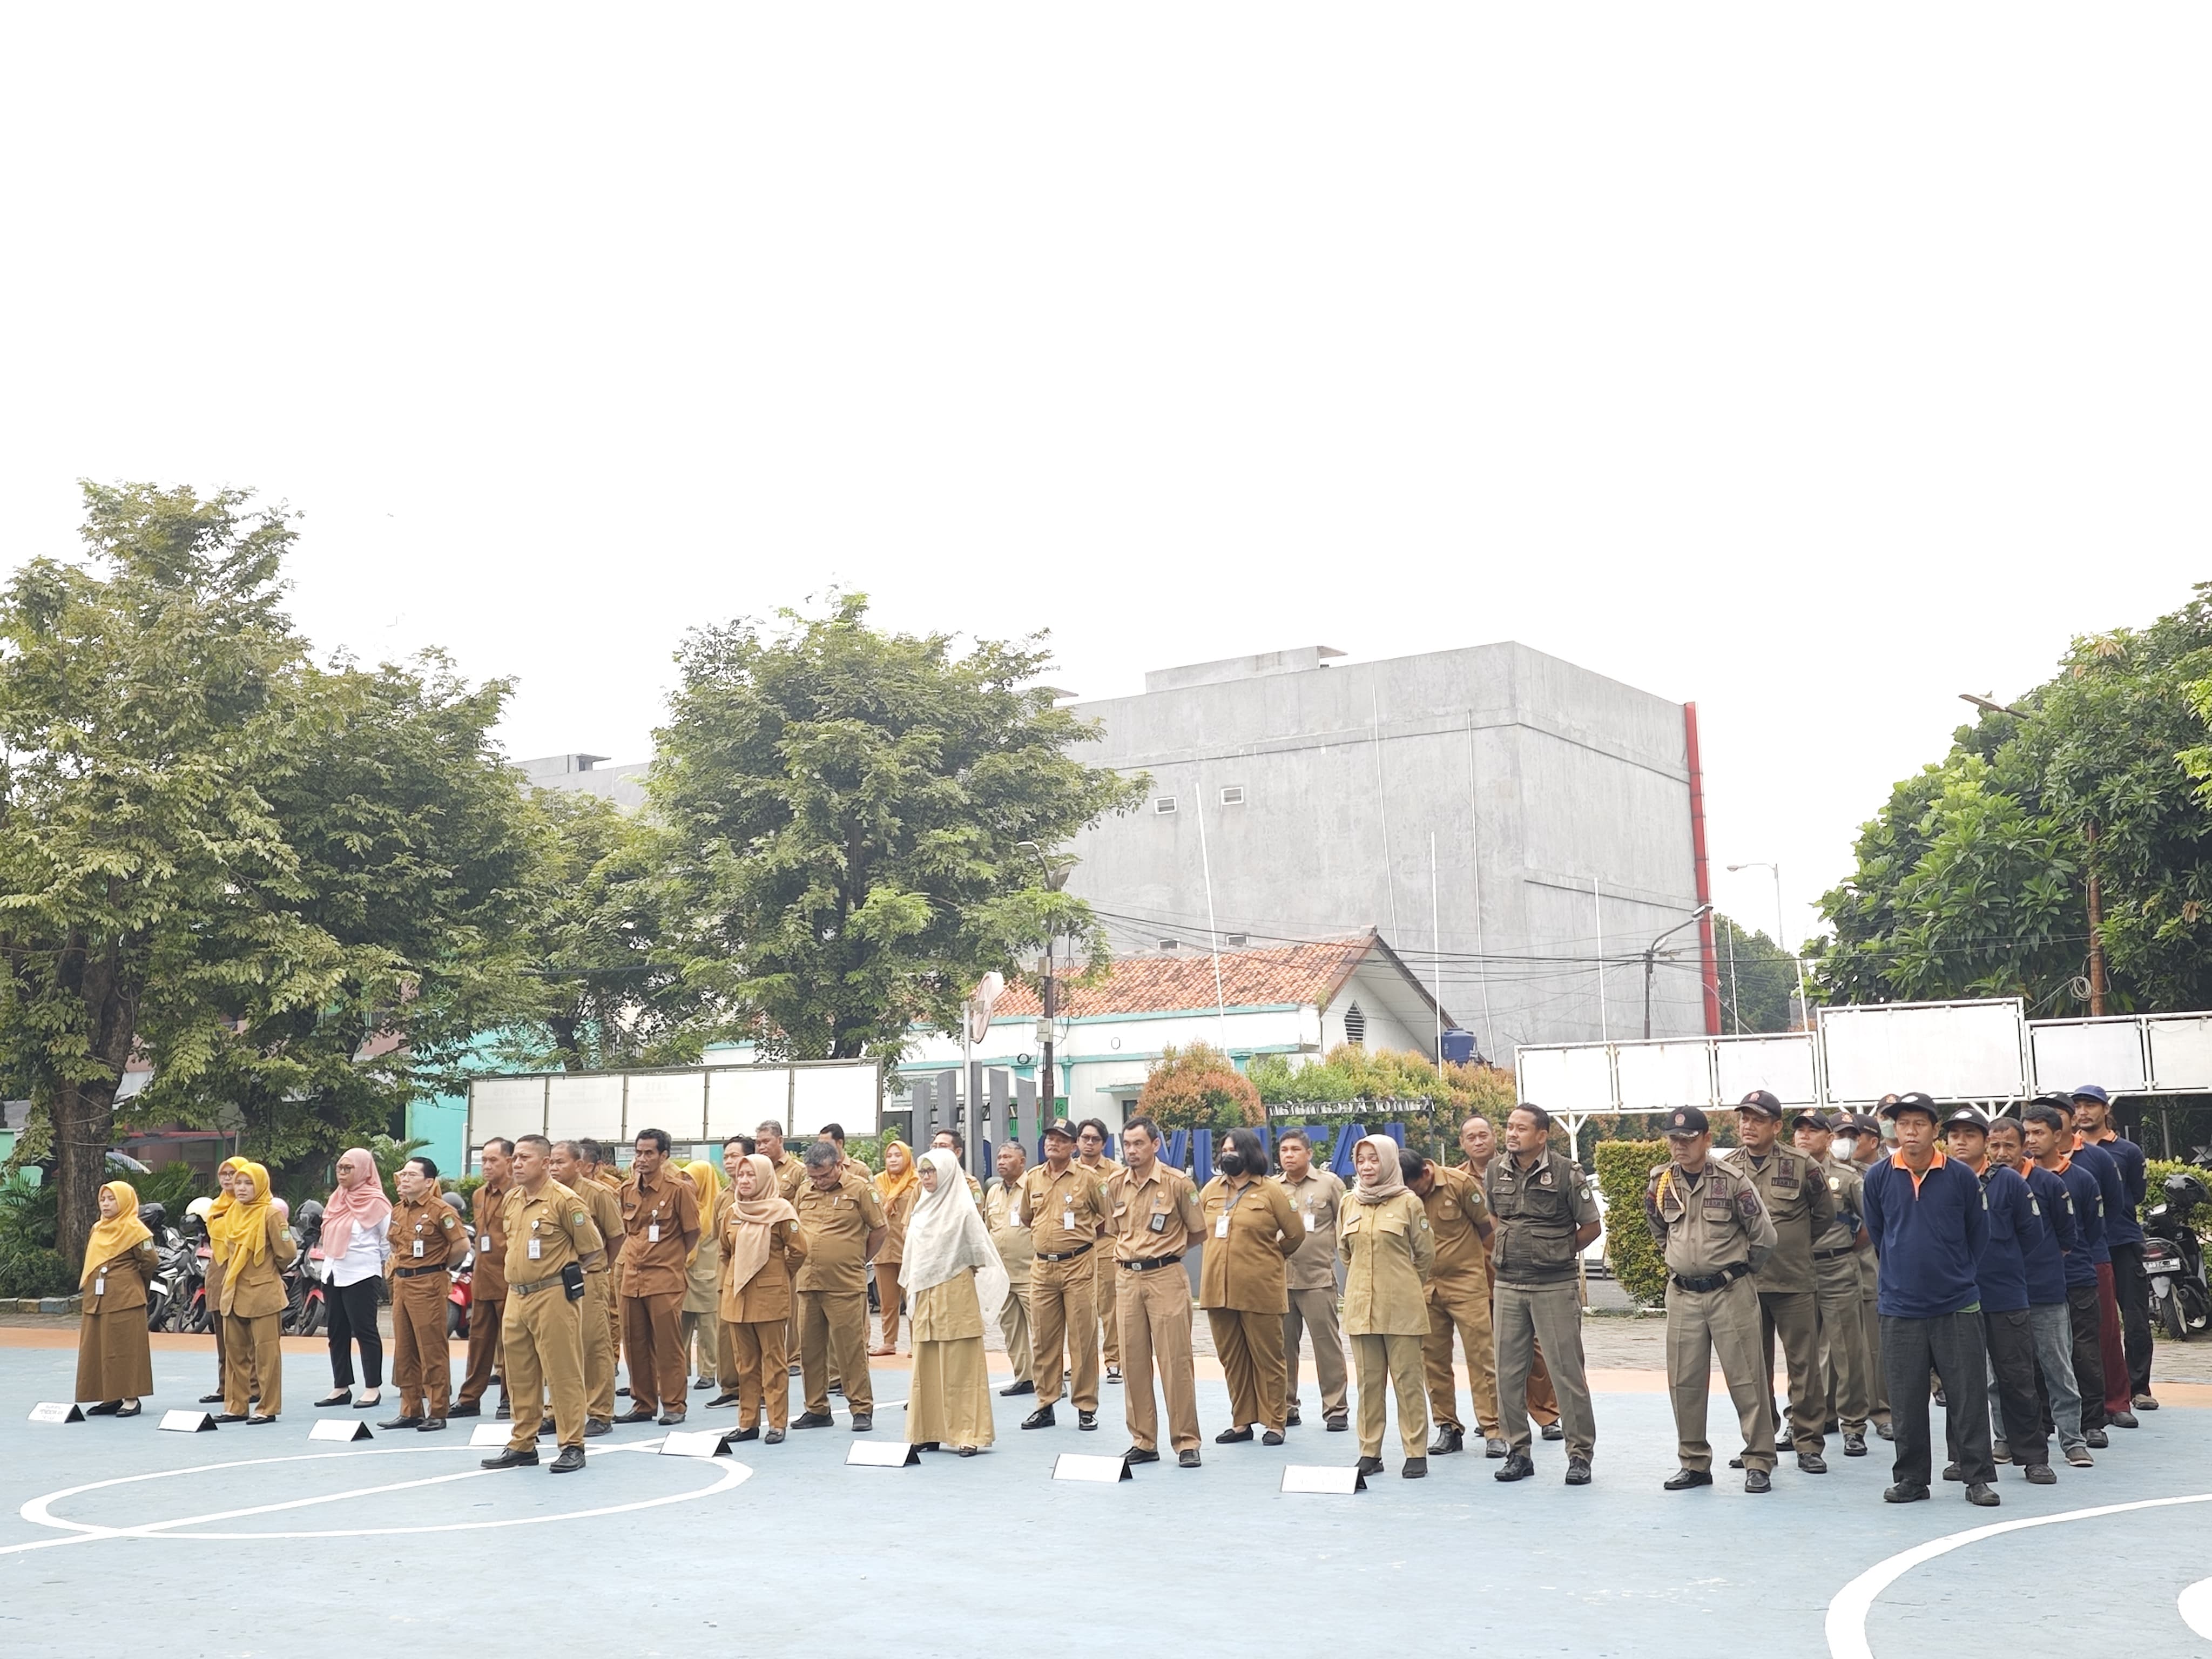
left=1411, top=1154, right=1496, bottom=1457
left=615, top=1128, right=701, bottom=1426
left=1016, top=1120, right=1109, bottom=1432
left=1795, top=1111, right=1872, bottom=1458
left=1486, top=1103, right=1602, bottom=1485
left=1716, top=1089, right=1836, bottom=1473
left=480, top=1135, right=603, bottom=1474
left=983, top=1141, right=1036, bottom=1395
left=1075, top=1118, right=1125, bottom=1382
left=1105, top=1115, right=1209, bottom=1467
left=790, top=1138, right=886, bottom=1432
left=550, top=1139, right=623, bottom=1435
left=1276, top=1128, right=1348, bottom=1431
left=1837, top=1111, right=1892, bottom=1438
left=380, top=1155, right=465, bottom=1430
left=1644, top=1107, right=1780, bottom=1492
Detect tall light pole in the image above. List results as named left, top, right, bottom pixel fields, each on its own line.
left=1727, top=861, right=1811, bottom=1030
left=1643, top=903, right=1714, bottom=1039
left=1017, top=841, right=1070, bottom=1117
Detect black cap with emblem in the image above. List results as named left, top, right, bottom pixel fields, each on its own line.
left=1042, top=1118, right=1078, bottom=1142
left=1879, top=1090, right=1941, bottom=1122
left=1662, top=1106, right=1709, bottom=1139
left=1943, top=1104, right=1990, bottom=1133
left=1788, top=1108, right=1832, bottom=1131
left=1737, top=1089, right=1783, bottom=1120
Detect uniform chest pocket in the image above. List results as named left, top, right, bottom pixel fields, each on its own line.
left=1377, top=1213, right=1408, bottom=1237
left=1438, top=1201, right=1461, bottom=1222
left=1702, top=1197, right=1732, bottom=1219
left=1148, top=1211, right=1168, bottom=1235
left=1342, top=1213, right=1363, bottom=1235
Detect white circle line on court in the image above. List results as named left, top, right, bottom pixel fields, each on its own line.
left=1825, top=1491, right=2212, bottom=1659
left=6, top=1441, right=748, bottom=1553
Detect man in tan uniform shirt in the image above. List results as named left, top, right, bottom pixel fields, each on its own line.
left=1076, top=1118, right=1125, bottom=1382
left=580, top=1139, right=625, bottom=1380
left=480, top=1135, right=603, bottom=1474
left=1106, top=1115, right=1209, bottom=1467
left=550, top=1140, right=623, bottom=1434
left=454, top=1138, right=512, bottom=1419
left=380, top=1155, right=465, bottom=1429
left=1412, top=1154, right=1497, bottom=1456
left=1277, top=1129, right=1348, bottom=1430
left=790, top=1138, right=886, bottom=1432
left=1017, top=1119, right=1109, bottom=1431
left=984, top=1141, right=1036, bottom=1394
left=615, top=1128, right=701, bottom=1426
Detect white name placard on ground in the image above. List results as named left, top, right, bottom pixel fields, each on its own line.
left=309, top=1419, right=372, bottom=1443
left=1280, top=1465, right=1367, bottom=1494
left=1053, top=1453, right=1132, bottom=1483
left=847, top=1441, right=921, bottom=1467
left=27, top=1402, right=84, bottom=1424
left=469, top=1422, right=512, bottom=1448
left=661, top=1429, right=731, bottom=1459
left=158, top=1410, right=217, bottom=1433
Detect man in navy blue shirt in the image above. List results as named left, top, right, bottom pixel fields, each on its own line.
left=2067, top=1114, right=2135, bottom=1429
left=1988, top=1112, right=2092, bottom=1468
left=2075, top=1085, right=2154, bottom=1414
left=2024, top=1097, right=2110, bottom=1446
left=1943, top=1108, right=2051, bottom=1484
left=1859, top=1091, right=1997, bottom=1507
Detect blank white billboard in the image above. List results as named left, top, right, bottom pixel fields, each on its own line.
left=1517, top=1045, right=1615, bottom=1115
left=1713, top=1034, right=1820, bottom=1108
left=2148, top=1015, right=2212, bottom=1092
left=1615, top=1042, right=1715, bottom=1111
left=1820, top=1000, right=2027, bottom=1104
left=791, top=1063, right=882, bottom=1137
left=704, top=1068, right=793, bottom=1140
left=624, top=1071, right=707, bottom=1136
left=470, top=1077, right=545, bottom=1145
left=2030, top=1020, right=2147, bottom=1097
left=545, top=1074, right=626, bottom=1141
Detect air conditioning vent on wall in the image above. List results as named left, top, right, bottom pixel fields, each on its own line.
left=1220, top=785, right=1245, bottom=806
left=1155, top=797, right=1176, bottom=814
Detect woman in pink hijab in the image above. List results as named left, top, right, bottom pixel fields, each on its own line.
left=314, top=1147, right=394, bottom=1410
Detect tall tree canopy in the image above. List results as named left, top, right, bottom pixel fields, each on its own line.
left=1816, top=585, right=2212, bottom=1014
left=652, top=594, right=1147, bottom=1059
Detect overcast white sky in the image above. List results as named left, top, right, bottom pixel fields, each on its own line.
left=2, top=7, right=2205, bottom=951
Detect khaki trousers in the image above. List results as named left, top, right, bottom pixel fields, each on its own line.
left=580, top=1270, right=616, bottom=1421
left=798, top=1288, right=873, bottom=1416
left=1208, top=1306, right=1288, bottom=1432
left=391, top=1273, right=451, bottom=1419
left=458, top=1293, right=503, bottom=1408
left=730, top=1319, right=791, bottom=1431
left=503, top=1284, right=586, bottom=1451
left=997, top=1272, right=1034, bottom=1384
left=1352, top=1332, right=1428, bottom=1459
left=1758, top=1287, right=1825, bottom=1453
left=1422, top=1277, right=1498, bottom=1434
left=1495, top=1280, right=1594, bottom=1460
left=679, top=1310, right=725, bottom=1386
left=1813, top=1253, right=1870, bottom=1433
left=222, top=1312, right=283, bottom=1417
left=622, top=1289, right=685, bottom=1416
left=873, top=1262, right=905, bottom=1352
left=1862, top=1285, right=1889, bottom=1421
left=1284, top=1286, right=1348, bottom=1418
left=1666, top=1274, right=1775, bottom=1472
left=1094, top=1243, right=1121, bottom=1371
left=1029, top=1252, right=1100, bottom=1411
left=1118, top=1265, right=1200, bottom=1452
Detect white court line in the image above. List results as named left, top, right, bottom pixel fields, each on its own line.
left=2182, top=1579, right=2212, bottom=1641
left=1826, top=1492, right=2212, bottom=1659
left=3, top=1440, right=746, bottom=1554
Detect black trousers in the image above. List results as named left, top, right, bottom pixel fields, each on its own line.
left=2107, top=1243, right=2154, bottom=1399
left=2064, top=1282, right=2108, bottom=1431
left=1981, top=1306, right=2046, bottom=1469
left=1881, top=1310, right=1992, bottom=1488
left=327, top=1276, right=385, bottom=1389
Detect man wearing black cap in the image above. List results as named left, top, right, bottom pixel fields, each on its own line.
left=1986, top=1111, right=2093, bottom=1468
left=1793, top=1110, right=1871, bottom=1456
left=2074, top=1085, right=2154, bottom=1415
left=1834, top=1110, right=1892, bottom=1440
left=1015, top=1120, right=1107, bottom=1432
left=1943, top=1107, right=2053, bottom=1485
left=1860, top=1091, right=1997, bottom=1506
left=2023, top=1097, right=2110, bottom=1446
left=1717, top=1090, right=1836, bottom=1472
left=1643, top=1107, right=1779, bottom=1493
left=2065, top=1101, right=2136, bottom=1429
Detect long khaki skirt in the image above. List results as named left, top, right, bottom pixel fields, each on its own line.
left=907, top=1334, right=994, bottom=1449
left=77, top=1307, right=154, bottom=1401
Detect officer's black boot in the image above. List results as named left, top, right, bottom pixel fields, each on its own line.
left=1428, top=1425, right=1464, bottom=1456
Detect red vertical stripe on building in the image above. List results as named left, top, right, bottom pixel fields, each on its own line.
left=1683, top=702, right=1722, bottom=1036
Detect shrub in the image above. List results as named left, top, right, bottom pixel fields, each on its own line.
left=1594, top=1139, right=1668, bottom=1307
left=1141, top=1044, right=1263, bottom=1132
left=0, top=1245, right=72, bottom=1299
left=2143, top=1159, right=2212, bottom=1235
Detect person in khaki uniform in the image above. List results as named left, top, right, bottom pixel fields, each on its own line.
left=1276, top=1129, right=1348, bottom=1431
left=550, top=1141, right=623, bottom=1434
left=928, top=1129, right=987, bottom=1204
left=1076, top=1119, right=1126, bottom=1382
left=1104, top=1115, right=1209, bottom=1467
left=1198, top=1127, right=1303, bottom=1442
left=1339, top=1136, right=1435, bottom=1477
left=381, top=1155, right=466, bottom=1430
left=454, top=1139, right=512, bottom=1419
left=1461, top=1115, right=1563, bottom=1447
left=196, top=1157, right=251, bottom=1406
left=1411, top=1154, right=1496, bottom=1457
left=1487, top=1104, right=1602, bottom=1485
left=1716, top=1089, right=1837, bottom=1473
left=1795, top=1111, right=1872, bottom=1458
left=984, top=1142, right=1037, bottom=1395
left=1838, top=1113, right=1892, bottom=1439
left=1644, top=1106, right=1781, bottom=1492
left=75, top=1180, right=157, bottom=1414
left=480, top=1135, right=602, bottom=1474
left=718, top=1151, right=807, bottom=1441
left=1016, top=1119, right=1109, bottom=1431
left=578, top=1140, right=626, bottom=1382
left=791, top=1139, right=886, bottom=1432
left=615, top=1128, right=701, bottom=1426
left=213, top=1160, right=298, bottom=1423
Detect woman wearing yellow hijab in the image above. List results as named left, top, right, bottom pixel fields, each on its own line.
left=871, top=1139, right=919, bottom=1355
left=677, top=1160, right=729, bottom=1395
left=195, top=1156, right=246, bottom=1405
left=213, top=1161, right=299, bottom=1423
left=76, top=1181, right=158, bottom=1416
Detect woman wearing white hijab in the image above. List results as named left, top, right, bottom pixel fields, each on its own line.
left=900, top=1148, right=1008, bottom=1456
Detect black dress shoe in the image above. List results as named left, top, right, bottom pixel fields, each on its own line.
left=1124, top=1446, right=1161, bottom=1465
left=1327, top=1415, right=1350, bottom=1434
left=1965, top=1481, right=2000, bottom=1507
left=352, top=1394, right=382, bottom=1411
left=1106, top=1366, right=1121, bottom=1383
left=246, top=1414, right=279, bottom=1426
left=707, top=1392, right=740, bottom=1408
left=1262, top=1429, right=1284, bottom=1446
left=850, top=1413, right=873, bottom=1433
left=999, top=1379, right=1036, bottom=1397
left=617, top=1385, right=630, bottom=1397
left=378, top=1414, right=426, bottom=1431
left=480, top=1447, right=538, bottom=1469
left=1177, top=1449, right=1202, bottom=1468
left=213, top=1412, right=248, bottom=1423
left=549, top=1446, right=585, bottom=1473
left=1285, top=1409, right=1301, bottom=1427
left=1844, top=1432, right=1867, bottom=1457
left=913, top=1440, right=941, bottom=1453
left=495, top=1404, right=511, bottom=1420
left=1798, top=1452, right=1827, bottom=1474
left=656, top=1411, right=686, bottom=1427
left=420, top=1418, right=447, bottom=1433
left=581, top=1418, right=608, bottom=1437
left=1663, top=1468, right=1714, bottom=1491
left=694, top=1377, right=718, bottom=1392
left=615, top=1406, right=657, bottom=1425
left=1728, top=1457, right=1745, bottom=1468
left=1541, top=1421, right=1564, bottom=1441
left=1021, top=1405, right=1057, bottom=1430
left=1495, top=1453, right=1535, bottom=1482
left=2112, top=1410, right=2139, bottom=1429
left=535, top=1419, right=555, bottom=1438
left=764, top=1428, right=785, bottom=1444
left=1077, top=1410, right=1097, bottom=1431
left=1216, top=1427, right=1254, bottom=1444
left=2086, top=1427, right=2109, bottom=1448
left=1884, top=1481, right=1930, bottom=1503
left=1744, top=1468, right=1771, bottom=1493
left=1564, top=1457, right=1591, bottom=1486
left=314, top=1391, right=352, bottom=1408
left=730, top=1425, right=760, bottom=1442
left=114, top=1401, right=141, bottom=1418
left=1356, top=1454, right=1385, bottom=1475
left=2024, top=1464, right=2057, bottom=1485
left=84, top=1400, right=122, bottom=1416
left=2134, top=1393, right=2160, bottom=1412
left=198, top=1392, right=226, bottom=1405
left=792, top=1411, right=835, bottom=1429
left=1942, top=1462, right=1964, bottom=1482
left=449, top=1401, right=481, bottom=1418
left=1429, top=1425, right=1465, bottom=1455
left=1401, top=1457, right=1427, bottom=1479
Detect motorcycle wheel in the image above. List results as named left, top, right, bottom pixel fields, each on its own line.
left=2177, top=1280, right=2212, bottom=1341
left=300, top=1297, right=325, bottom=1338
left=448, top=1303, right=467, bottom=1340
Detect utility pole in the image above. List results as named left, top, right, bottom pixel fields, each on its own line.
left=1019, top=840, right=1071, bottom=1120
left=2086, top=818, right=2108, bottom=1015
left=1642, top=903, right=1714, bottom=1039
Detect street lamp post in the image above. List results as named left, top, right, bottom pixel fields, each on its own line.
left=1727, top=861, right=1812, bottom=1030
left=1643, top=903, right=1714, bottom=1039
left=1017, top=841, right=1070, bottom=1119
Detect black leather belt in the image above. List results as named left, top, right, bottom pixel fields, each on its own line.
left=1813, top=1245, right=1856, bottom=1260
left=1671, top=1263, right=1751, bottom=1294
left=1119, top=1255, right=1181, bottom=1272
left=1037, top=1243, right=1093, bottom=1263
left=512, top=1276, right=562, bottom=1297
left=393, top=1265, right=447, bottom=1280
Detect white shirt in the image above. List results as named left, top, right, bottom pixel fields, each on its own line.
left=326, top=1211, right=391, bottom=1287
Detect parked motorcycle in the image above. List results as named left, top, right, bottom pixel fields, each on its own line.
left=2143, top=1170, right=2210, bottom=1341
left=180, top=1202, right=215, bottom=1333
left=139, top=1204, right=193, bottom=1333
left=443, top=1190, right=473, bottom=1339
left=283, top=1198, right=328, bottom=1338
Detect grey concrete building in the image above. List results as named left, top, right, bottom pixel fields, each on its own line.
left=520, top=752, right=650, bottom=811
left=1061, top=643, right=1719, bottom=1062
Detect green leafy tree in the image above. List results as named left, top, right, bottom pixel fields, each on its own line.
left=652, top=594, right=1147, bottom=1059
left=1138, top=1042, right=1264, bottom=1132
left=1711, top=913, right=1798, bottom=1033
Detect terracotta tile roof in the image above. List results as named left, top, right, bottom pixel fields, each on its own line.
left=991, top=932, right=1380, bottom=1020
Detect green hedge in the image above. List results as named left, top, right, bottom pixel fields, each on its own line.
left=1595, top=1139, right=1667, bottom=1307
